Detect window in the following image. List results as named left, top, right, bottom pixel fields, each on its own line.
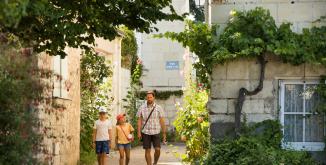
left=53, top=55, right=68, bottom=98
left=279, top=80, right=325, bottom=151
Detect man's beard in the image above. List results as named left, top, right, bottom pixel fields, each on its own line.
left=147, top=100, right=153, bottom=105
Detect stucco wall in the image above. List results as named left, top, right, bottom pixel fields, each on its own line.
left=207, top=55, right=326, bottom=138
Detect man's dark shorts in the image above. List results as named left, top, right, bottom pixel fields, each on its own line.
left=142, top=133, right=161, bottom=149
left=95, top=140, right=110, bottom=154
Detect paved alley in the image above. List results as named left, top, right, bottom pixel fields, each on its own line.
left=103, top=143, right=186, bottom=165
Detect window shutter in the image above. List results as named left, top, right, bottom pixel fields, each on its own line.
left=53, top=55, right=61, bottom=97
left=60, top=56, right=68, bottom=98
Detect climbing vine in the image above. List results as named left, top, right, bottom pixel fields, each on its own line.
left=120, top=27, right=138, bottom=69
left=80, top=50, right=113, bottom=164
left=137, top=90, right=183, bottom=100
left=123, top=59, right=143, bottom=146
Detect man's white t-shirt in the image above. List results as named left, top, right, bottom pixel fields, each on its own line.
left=93, top=119, right=112, bottom=141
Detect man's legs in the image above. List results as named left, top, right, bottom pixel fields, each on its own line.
left=154, top=148, right=160, bottom=165
left=153, top=134, right=161, bottom=165
left=145, top=149, right=152, bottom=165
left=142, top=133, right=152, bottom=165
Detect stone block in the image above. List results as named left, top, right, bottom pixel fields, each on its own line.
left=210, top=114, right=235, bottom=123
left=265, top=60, right=305, bottom=79
left=278, top=3, right=313, bottom=22
left=246, top=114, right=275, bottom=123
left=168, top=78, right=183, bottom=86
left=227, top=99, right=236, bottom=114
left=228, top=96, right=275, bottom=114
left=168, top=111, right=176, bottom=118
left=211, top=4, right=245, bottom=24
left=165, top=104, right=176, bottom=111
left=242, top=99, right=265, bottom=114
left=151, top=77, right=169, bottom=86
left=210, top=121, right=235, bottom=139
left=313, top=2, right=326, bottom=20
left=211, top=80, right=249, bottom=99
left=150, top=61, right=164, bottom=70
left=248, top=80, right=275, bottom=99
left=226, top=59, right=250, bottom=79
left=211, top=63, right=227, bottom=80
left=248, top=59, right=261, bottom=80
left=264, top=97, right=276, bottom=114
left=207, top=99, right=228, bottom=114
left=304, top=64, right=326, bottom=77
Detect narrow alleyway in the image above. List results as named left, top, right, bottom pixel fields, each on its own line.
left=100, top=143, right=186, bottom=165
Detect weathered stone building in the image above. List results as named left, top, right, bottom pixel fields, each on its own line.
left=36, top=36, right=125, bottom=164
left=206, top=0, right=326, bottom=162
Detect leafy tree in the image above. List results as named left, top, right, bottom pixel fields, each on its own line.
left=0, top=36, right=53, bottom=165
left=120, top=27, right=137, bottom=69
left=0, top=0, right=184, bottom=57
left=189, top=0, right=204, bottom=22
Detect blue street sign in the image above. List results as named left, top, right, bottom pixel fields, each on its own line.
left=165, top=61, right=179, bottom=70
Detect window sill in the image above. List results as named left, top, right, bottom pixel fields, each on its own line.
left=52, top=96, right=72, bottom=102
left=282, top=142, right=325, bottom=151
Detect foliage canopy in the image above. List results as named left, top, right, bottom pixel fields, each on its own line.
left=0, top=0, right=184, bottom=57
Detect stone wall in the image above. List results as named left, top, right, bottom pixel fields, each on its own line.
left=207, top=55, right=326, bottom=138
left=140, top=0, right=189, bottom=91
left=155, top=96, right=183, bottom=131
left=207, top=0, right=326, bottom=139
left=37, top=48, right=81, bottom=165
left=208, top=0, right=326, bottom=33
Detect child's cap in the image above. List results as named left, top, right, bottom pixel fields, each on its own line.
left=99, top=107, right=107, bottom=113
left=116, top=114, right=126, bottom=121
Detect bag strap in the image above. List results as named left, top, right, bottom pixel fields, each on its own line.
left=142, top=105, right=156, bottom=131
left=119, top=125, right=129, bottom=139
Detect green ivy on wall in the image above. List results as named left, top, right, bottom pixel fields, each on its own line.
left=120, top=27, right=138, bottom=69
left=137, top=90, right=183, bottom=100
left=123, top=60, right=143, bottom=146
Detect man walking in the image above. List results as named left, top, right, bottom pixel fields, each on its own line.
left=137, top=90, right=167, bottom=165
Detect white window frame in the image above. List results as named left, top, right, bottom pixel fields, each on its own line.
left=53, top=55, right=68, bottom=99
left=279, top=80, right=325, bottom=151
